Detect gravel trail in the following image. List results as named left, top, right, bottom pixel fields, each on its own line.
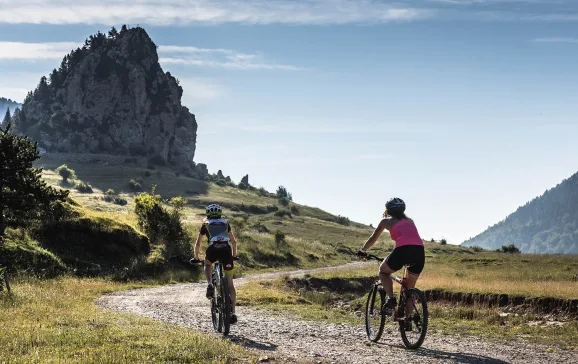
left=96, top=263, right=576, bottom=363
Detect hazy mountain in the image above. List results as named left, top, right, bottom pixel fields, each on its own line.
left=462, top=172, right=578, bottom=254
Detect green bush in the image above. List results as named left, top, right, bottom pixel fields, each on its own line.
left=471, top=246, right=484, bottom=252
left=114, top=197, right=128, bottom=206
left=290, top=205, right=300, bottom=215
left=56, top=164, right=76, bottom=183
left=258, top=187, right=268, bottom=196
left=75, top=181, right=93, bottom=193
left=104, top=188, right=116, bottom=202
left=238, top=182, right=248, bottom=190
left=134, top=187, right=192, bottom=263
left=129, top=178, right=143, bottom=192
left=274, top=229, right=286, bottom=252
left=279, top=197, right=291, bottom=206
left=497, top=244, right=520, bottom=253
left=335, top=215, right=350, bottom=226
left=440, top=239, right=447, bottom=245
left=215, top=179, right=227, bottom=187
left=275, top=209, right=293, bottom=219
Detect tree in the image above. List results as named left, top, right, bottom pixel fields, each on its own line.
left=276, top=185, right=293, bottom=201
left=56, top=164, right=76, bottom=183
left=1, top=108, right=10, bottom=128
left=0, top=122, right=69, bottom=250
left=108, top=26, right=118, bottom=38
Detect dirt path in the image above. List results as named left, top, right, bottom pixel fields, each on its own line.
left=96, top=263, right=576, bottom=363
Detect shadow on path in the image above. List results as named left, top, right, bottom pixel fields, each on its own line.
left=228, top=334, right=279, bottom=352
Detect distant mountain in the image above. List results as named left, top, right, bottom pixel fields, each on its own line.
left=1, top=97, right=21, bottom=123
left=10, top=26, right=199, bottom=176
left=462, top=172, right=578, bottom=254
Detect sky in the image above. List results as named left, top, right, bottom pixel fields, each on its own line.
left=1, top=0, right=578, bottom=244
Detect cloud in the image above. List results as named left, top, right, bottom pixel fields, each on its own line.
left=0, top=42, right=302, bottom=70
left=0, top=0, right=433, bottom=26
left=178, top=77, right=225, bottom=106
left=0, top=42, right=78, bottom=60
left=532, top=37, right=578, bottom=43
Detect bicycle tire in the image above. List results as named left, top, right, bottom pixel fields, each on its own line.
left=399, top=288, right=428, bottom=349
left=365, top=284, right=385, bottom=342
left=221, top=269, right=231, bottom=336
left=210, top=272, right=219, bottom=332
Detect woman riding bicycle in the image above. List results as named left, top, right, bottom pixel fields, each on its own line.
left=358, top=197, right=425, bottom=311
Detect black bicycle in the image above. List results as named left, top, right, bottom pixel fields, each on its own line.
left=0, top=257, right=11, bottom=294
left=190, top=257, right=237, bottom=336
left=362, top=253, right=428, bottom=349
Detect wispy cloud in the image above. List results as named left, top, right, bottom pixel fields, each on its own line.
left=0, top=0, right=433, bottom=26
left=0, top=42, right=302, bottom=71
left=179, top=77, right=225, bottom=106
left=532, top=37, right=578, bottom=43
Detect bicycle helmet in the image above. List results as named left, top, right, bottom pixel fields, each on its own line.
left=385, top=197, right=406, bottom=213
left=206, top=204, right=222, bottom=218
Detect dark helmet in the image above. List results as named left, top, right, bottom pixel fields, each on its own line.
left=385, top=197, right=406, bottom=213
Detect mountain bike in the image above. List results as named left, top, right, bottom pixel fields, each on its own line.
left=190, top=256, right=238, bottom=337
left=0, top=257, right=11, bottom=294
left=360, top=253, right=428, bottom=349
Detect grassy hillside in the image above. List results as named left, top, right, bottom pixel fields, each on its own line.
left=30, top=153, right=387, bottom=276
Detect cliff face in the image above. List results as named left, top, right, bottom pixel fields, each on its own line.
left=13, top=27, right=197, bottom=172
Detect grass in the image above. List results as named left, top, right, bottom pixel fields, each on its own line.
left=0, top=277, right=254, bottom=363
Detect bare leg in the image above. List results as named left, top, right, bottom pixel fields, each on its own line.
left=379, top=260, right=395, bottom=298
left=405, top=271, right=420, bottom=314
left=204, top=261, right=213, bottom=284
left=226, top=273, right=236, bottom=313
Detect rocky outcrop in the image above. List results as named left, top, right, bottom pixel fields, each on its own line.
left=12, top=26, right=197, bottom=173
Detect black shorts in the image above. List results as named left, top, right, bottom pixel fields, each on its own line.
left=385, top=245, right=425, bottom=275
left=206, top=243, right=234, bottom=271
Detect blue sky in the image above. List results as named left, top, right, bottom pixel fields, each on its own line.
left=1, top=0, right=578, bottom=244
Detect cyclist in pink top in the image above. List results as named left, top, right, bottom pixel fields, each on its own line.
left=358, top=197, right=425, bottom=311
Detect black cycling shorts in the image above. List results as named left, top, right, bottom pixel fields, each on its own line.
left=385, top=245, right=425, bottom=275
left=206, top=243, right=234, bottom=271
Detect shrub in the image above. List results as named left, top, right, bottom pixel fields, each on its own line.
left=129, top=178, right=142, bottom=192
left=275, top=210, right=293, bottom=219
left=274, top=229, right=286, bottom=252
left=276, top=186, right=292, bottom=201
left=238, top=182, right=248, bottom=190
left=215, top=179, right=227, bottom=187
left=114, top=197, right=128, bottom=206
left=279, top=197, right=291, bottom=206
left=134, top=187, right=191, bottom=262
left=290, top=205, right=300, bottom=215
left=252, top=222, right=270, bottom=234
left=104, top=188, right=116, bottom=202
left=335, top=215, right=350, bottom=226
left=440, top=238, right=447, bottom=245
left=144, top=170, right=152, bottom=177
left=497, top=244, right=520, bottom=253
left=75, top=181, right=93, bottom=193
left=471, top=246, right=484, bottom=252
left=229, top=218, right=246, bottom=238
left=258, top=187, right=268, bottom=196
left=56, top=164, right=76, bottom=183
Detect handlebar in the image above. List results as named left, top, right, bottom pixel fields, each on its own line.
left=356, top=251, right=384, bottom=261
left=189, top=256, right=240, bottom=265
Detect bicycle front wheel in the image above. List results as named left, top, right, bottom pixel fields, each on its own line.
left=365, top=284, right=385, bottom=342
left=399, top=288, right=428, bottom=349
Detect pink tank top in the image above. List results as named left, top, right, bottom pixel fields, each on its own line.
left=389, top=219, right=424, bottom=248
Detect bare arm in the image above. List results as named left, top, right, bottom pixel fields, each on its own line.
left=193, top=232, right=203, bottom=260
left=228, top=231, right=238, bottom=257
left=360, top=218, right=394, bottom=252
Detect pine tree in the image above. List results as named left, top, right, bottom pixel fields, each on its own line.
left=0, top=122, right=69, bottom=248
left=108, top=26, right=119, bottom=38
left=1, top=107, right=10, bottom=128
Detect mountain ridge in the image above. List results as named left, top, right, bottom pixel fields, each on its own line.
left=462, top=171, right=578, bottom=254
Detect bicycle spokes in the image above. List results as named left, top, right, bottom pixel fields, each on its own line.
left=399, top=288, right=428, bottom=349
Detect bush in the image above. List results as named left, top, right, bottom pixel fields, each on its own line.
left=497, top=244, right=520, bottom=254
left=56, top=164, right=76, bottom=183
left=215, top=179, right=227, bottom=187
left=471, top=246, right=484, bottom=252
left=274, top=230, right=286, bottom=252
left=258, top=187, right=268, bottom=196
left=144, top=170, right=152, bottom=177
left=275, top=210, right=293, bottom=219
left=75, top=181, right=93, bottom=193
left=229, top=218, right=246, bottom=238
left=114, top=197, right=128, bottom=206
left=335, top=215, right=350, bottom=226
left=104, top=188, right=116, bottom=202
left=440, top=239, right=447, bottom=245
left=238, top=182, right=248, bottom=190
left=129, top=178, right=143, bottom=192
left=279, top=197, right=291, bottom=206
left=276, top=186, right=292, bottom=201
left=134, top=187, right=191, bottom=262
left=290, top=205, right=300, bottom=215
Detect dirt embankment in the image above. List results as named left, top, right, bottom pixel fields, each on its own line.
left=287, top=276, right=578, bottom=318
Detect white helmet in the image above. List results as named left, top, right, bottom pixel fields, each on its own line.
left=206, top=204, right=222, bottom=218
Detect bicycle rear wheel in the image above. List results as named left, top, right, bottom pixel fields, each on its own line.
left=399, top=288, right=428, bottom=349
left=365, top=284, right=385, bottom=342
left=221, top=270, right=231, bottom=336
